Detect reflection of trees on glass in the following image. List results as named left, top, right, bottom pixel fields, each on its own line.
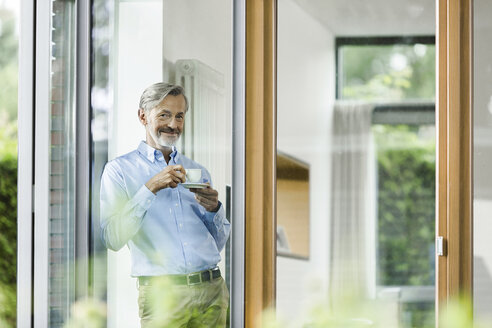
left=375, top=125, right=435, bottom=328
left=340, top=44, right=435, bottom=101
left=339, top=37, right=437, bottom=328
left=92, top=0, right=111, bottom=89
left=0, top=158, right=16, bottom=326
left=374, top=125, right=435, bottom=286
left=0, top=5, right=18, bottom=327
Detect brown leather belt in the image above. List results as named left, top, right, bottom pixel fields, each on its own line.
left=138, top=268, right=221, bottom=286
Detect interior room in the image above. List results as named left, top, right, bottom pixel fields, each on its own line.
left=276, top=0, right=492, bottom=327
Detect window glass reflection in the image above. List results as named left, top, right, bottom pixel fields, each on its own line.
left=374, top=124, right=435, bottom=327
left=276, top=0, right=435, bottom=327
left=339, top=42, right=435, bottom=101
left=91, top=1, right=233, bottom=327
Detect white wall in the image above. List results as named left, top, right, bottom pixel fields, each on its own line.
left=111, top=1, right=163, bottom=159
left=276, top=0, right=335, bottom=323
left=160, top=1, right=233, bottom=233
left=161, top=0, right=233, bottom=278
left=162, top=0, right=232, bottom=87
left=162, top=0, right=233, bottom=193
left=108, top=2, right=163, bottom=328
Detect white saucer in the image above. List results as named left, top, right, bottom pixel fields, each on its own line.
left=181, top=182, right=208, bottom=189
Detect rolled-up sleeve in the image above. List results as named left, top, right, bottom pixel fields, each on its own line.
left=100, top=161, right=155, bottom=251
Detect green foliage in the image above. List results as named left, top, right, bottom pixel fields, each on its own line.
left=341, top=44, right=435, bottom=101
left=0, top=158, right=17, bottom=286
left=373, top=125, right=435, bottom=328
left=340, top=41, right=437, bottom=328
left=0, top=158, right=17, bottom=327
left=0, top=5, right=18, bottom=326
left=402, top=302, right=435, bottom=328
left=374, top=125, right=435, bottom=287
left=375, top=125, right=435, bottom=327
left=0, top=282, right=15, bottom=327
left=0, top=119, right=17, bottom=161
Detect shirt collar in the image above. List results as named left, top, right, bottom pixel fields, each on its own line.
left=137, top=141, right=179, bottom=163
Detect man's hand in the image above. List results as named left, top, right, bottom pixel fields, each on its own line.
left=145, top=165, right=186, bottom=194
left=190, top=184, right=220, bottom=212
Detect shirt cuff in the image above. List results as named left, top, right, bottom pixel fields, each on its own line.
left=204, top=201, right=226, bottom=227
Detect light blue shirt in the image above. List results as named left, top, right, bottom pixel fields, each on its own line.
left=100, top=141, right=230, bottom=276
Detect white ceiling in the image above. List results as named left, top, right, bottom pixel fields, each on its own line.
left=292, top=0, right=435, bottom=36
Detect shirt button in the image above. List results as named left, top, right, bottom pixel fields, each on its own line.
left=184, top=242, right=188, bottom=246
left=179, top=223, right=183, bottom=228
left=147, top=200, right=151, bottom=204
left=175, top=203, right=179, bottom=207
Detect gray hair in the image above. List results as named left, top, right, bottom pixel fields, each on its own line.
left=139, top=82, right=189, bottom=112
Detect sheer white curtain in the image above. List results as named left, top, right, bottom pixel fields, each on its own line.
left=329, top=101, right=376, bottom=304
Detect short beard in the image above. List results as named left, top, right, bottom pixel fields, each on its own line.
left=148, top=126, right=180, bottom=148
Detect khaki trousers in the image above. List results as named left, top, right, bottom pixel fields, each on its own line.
left=138, top=276, right=229, bottom=328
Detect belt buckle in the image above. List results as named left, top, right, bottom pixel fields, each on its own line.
left=186, top=272, right=202, bottom=286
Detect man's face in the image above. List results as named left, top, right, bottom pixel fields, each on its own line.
left=144, top=94, right=186, bottom=149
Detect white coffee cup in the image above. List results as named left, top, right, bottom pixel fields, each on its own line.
left=186, top=169, right=201, bottom=183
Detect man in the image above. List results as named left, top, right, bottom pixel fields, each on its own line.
left=100, top=82, right=230, bottom=327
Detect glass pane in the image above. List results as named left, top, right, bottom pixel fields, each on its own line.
left=339, top=43, right=435, bottom=101
left=48, top=0, right=76, bottom=326
left=474, top=0, right=492, bottom=325
left=374, top=124, right=435, bottom=327
left=276, top=0, right=435, bottom=327
left=91, top=1, right=233, bottom=327
left=0, top=2, right=19, bottom=326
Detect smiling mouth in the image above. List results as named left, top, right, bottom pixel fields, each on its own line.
left=160, top=131, right=179, bottom=137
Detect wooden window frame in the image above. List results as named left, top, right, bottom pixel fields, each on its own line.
left=436, top=0, right=473, bottom=325
left=244, top=0, right=277, bottom=326
left=244, top=0, right=474, bottom=327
